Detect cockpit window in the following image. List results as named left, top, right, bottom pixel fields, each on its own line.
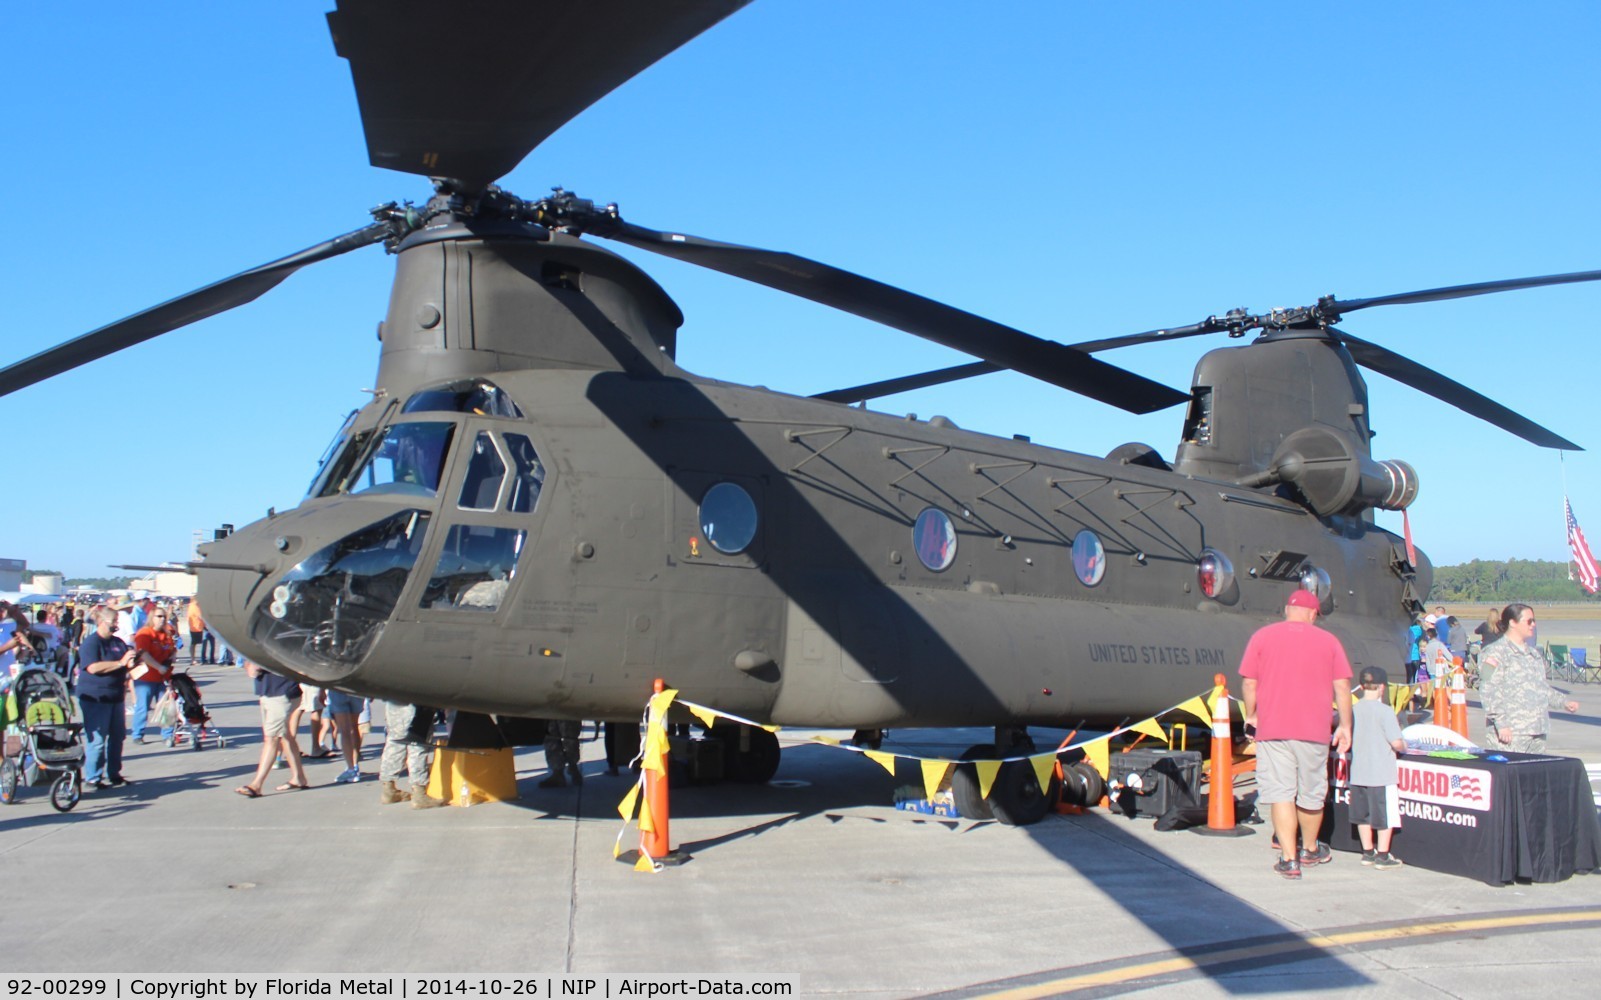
left=307, top=410, right=358, bottom=497
left=503, top=433, right=546, bottom=514
left=402, top=379, right=524, bottom=418
left=420, top=524, right=526, bottom=613
left=458, top=432, right=506, bottom=511
left=312, top=430, right=373, bottom=499
left=350, top=422, right=456, bottom=498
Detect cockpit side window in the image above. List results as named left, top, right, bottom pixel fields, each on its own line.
left=350, top=422, right=457, bottom=498
left=503, top=433, right=546, bottom=514
left=402, top=379, right=524, bottom=418
left=458, top=432, right=506, bottom=511
left=307, top=410, right=359, bottom=498
left=419, top=524, right=526, bottom=613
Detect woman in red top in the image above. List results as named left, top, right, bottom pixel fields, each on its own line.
left=130, top=608, right=178, bottom=743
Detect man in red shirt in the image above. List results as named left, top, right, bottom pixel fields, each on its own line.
left=1240, top=589, right=1353, bottom=880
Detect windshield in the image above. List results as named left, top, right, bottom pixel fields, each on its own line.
left=349, top=421, right=456, bottom=498
left=307, top=410, right=359, bottom=498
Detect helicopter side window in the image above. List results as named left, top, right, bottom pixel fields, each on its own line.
left=458, top=432, right=507, bottom=511
left=699, top=482, right=758, bottom=554
left=913, top=508, right=957, bottom=572
left=420, top=524, right=526, bottom=613
left=312, top=429, right=373, bottom=498
left=402, top=379, right=524, bottom=418
left=350, top=422, right=456, bottom=498
left=1072, top=530, right=1105, bottom=587
left=502, top=433, right=547, bottom=514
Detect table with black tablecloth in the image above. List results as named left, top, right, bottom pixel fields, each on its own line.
left=1327, top=751, right=1601, bottom=885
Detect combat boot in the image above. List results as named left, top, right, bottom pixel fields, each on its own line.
left=378, top=779, right=410, bottom=805
left=537, top=772, right=566, bottom=788
left=410, top=787, right=445, bottom=809
left=567, top=764, right=584, bottom=785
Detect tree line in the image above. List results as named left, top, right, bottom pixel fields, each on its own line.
left=1427, top=559, right=1601, bottom=603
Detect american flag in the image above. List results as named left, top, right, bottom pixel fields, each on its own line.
left=1450, top=773, right=1484, bottom=802
left=1568, top=496, right=1600, bottom=595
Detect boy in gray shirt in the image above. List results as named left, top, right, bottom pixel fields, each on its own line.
left=1351, top=666, right=1405, bottom=870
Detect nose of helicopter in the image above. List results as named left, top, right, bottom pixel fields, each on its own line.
left=195, top=501, right=433, bottom=685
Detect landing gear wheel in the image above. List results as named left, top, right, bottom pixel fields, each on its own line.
left=714, top=722, right=781, bottom=783
left=0, top=759, right=18, bottom=804
left=988, top=758, right=1061, bottom=827
left=50, top=772, right=80, bottom=812
left=950, top=744, right=997, bottom=820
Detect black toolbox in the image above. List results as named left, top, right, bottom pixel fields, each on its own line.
left=1106, top=748, right=1203, bottom=818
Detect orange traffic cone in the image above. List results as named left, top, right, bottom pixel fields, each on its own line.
left=1195, top=672, right=1253, bottom=837
left=1449, top=661, right=1469, bottom=738
left=633, top=678, right=690, bottom=868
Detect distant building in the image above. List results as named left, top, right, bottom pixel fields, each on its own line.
left=0, top=558, right=22, bottom=593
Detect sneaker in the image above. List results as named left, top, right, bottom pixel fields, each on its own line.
left=1372, top=852, right=1404, bottom=870
left=275, top=757, right=287, bottom=769
left=1298, top=842, right=1332, bottom=866
left=1273, top=857, right=1302, bottom=880
left=107, top=776, right=131, bottom=787
left=1360, top=849, right=1377, bottom=866
left=335, top=767, right=361, bottom=784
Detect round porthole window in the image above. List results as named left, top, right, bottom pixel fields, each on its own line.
left=699, top=482, right=757, bottom=554
left=913, top=508, right=958, bottom=572
left=1198, top=548, right=1234, bottom=599
left=1300, top=564, right=1331, bottom=607
left=1072, top=530, right=1106, bottom=587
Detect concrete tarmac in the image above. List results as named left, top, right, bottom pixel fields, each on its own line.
left=3, top=665, right=1600, bottom=997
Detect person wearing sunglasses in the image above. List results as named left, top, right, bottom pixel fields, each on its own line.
left=1479, top=603, right=1580, bottom=754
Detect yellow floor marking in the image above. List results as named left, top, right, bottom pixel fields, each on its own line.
left=976, top=908, right=1601, bottom=999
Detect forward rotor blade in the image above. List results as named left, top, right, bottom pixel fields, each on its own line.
left=1327, top=268, right=1601, bottom=315
left=328, top=0, right=751, bottom=189
left=812, top=322, right=1221, bottom=404
left=0, top=222, right=391, bottom=398
left=600, top=221, right=1189, bottom=414
left=1333, top=327, right=1581, bottom=451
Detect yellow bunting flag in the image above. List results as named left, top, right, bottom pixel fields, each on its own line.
left=617, top=781, right=641, bottom=821
left=1082, top=737, right=1111, bottom=779
left=760, top=724, right=781, bottom=733
left=634, top=853, right=656, bottom=873
left=641, top=725, right=671, bottom=773
left=975, top=759, right=1002, bottom=800
left=686, top=704, right=719, bottom=730
left=1129, top=717, right=1168, bottom=742
left=864, top=750, right=897, bottom=776
left=1028, top=753, right=1056, bottom=794
left=920, top=759, right=951, bottom=801
left=1177, top=695, right=1211, bottom=725
left=810, top=735, right=840, bottom=746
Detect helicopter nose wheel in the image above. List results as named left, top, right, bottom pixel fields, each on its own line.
left=708, top=721, right=781, bottom=784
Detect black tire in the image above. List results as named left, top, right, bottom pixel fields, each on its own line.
left=950, top=743, right=997, bottom=820
left=1059, top=760, right=1105, bottom=808
left=988, top=758, right=1060, bottom=827
left=50, top=772, right=80, bottom=812
left=715, top=723, right=781, bottom=783
left=0, top=759, right=17, bottom=804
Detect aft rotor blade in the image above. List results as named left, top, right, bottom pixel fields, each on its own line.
left=1333, top=328, right=1581, bottom=451
left=600, top=221, right=1189, bottom=414
left=1327, top=268, right=1601, bottom=315
left=328, top=0, right=751, bottom=189
left=0, top=222, right=391, bottom=398
left=812, top=323, right=1220, bottom=404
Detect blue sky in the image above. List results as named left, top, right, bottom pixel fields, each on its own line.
left=4, top=2, right=1598, bottom=578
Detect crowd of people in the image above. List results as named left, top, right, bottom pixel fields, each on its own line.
left=3, top=593, right=625, bottom=805
left=1243, top=595, right=1582, bottom=879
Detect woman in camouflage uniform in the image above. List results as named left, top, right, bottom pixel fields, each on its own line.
left=1478, top=604, right=1579, bottom=754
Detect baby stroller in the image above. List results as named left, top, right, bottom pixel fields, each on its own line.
left=0, top=668, right=84, bottom=811
left=164, top=671, right=226, bottom=750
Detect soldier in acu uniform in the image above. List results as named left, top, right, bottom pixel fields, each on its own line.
left=1478, top=604, right=1579, bottom=754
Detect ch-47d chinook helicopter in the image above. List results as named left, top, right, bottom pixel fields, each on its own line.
left=3, top=1, right=1595, bottom=824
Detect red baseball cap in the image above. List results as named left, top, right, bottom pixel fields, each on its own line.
left=1286, top=589, right=1321, bottom=610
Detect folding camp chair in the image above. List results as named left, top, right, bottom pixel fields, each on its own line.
left=1547, top=643, right=1574, bottom=682
left=1570, top=647, right=1599, bottom=683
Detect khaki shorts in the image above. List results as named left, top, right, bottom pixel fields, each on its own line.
left=260, top=695, right=294, bottom=738
left=1255, top=740, right=1331, bottom=810
left=300, top=685, right=323, bottom=713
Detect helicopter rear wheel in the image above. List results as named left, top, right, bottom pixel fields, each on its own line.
left=988, top=758, right=1060, bottom=827
left=950, top=744, right=997, bottom=821
left=713, top=722, right=781, bottom=784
